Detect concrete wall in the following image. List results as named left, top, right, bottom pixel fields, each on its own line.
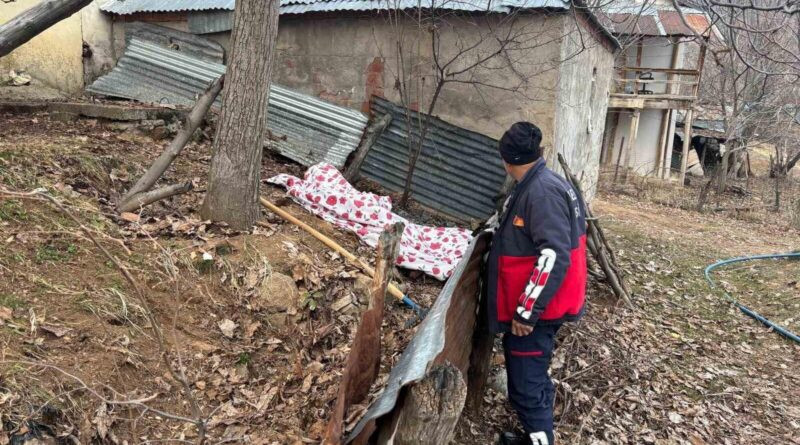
left=0, top=0, right=85, bottom=94
left=552, top=13, right=615, bottom=198
left=81, top=1, right=115, bottom=85
left=273, top=12, right=564, bottom=142
left=605, top=37, right=687, bottom=177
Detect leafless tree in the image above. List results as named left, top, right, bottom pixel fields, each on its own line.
left=672, top=0, right=800, bottom=210
left=375, top=0, right=599, bottom=207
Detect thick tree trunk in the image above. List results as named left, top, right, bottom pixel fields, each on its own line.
left=200, top=0, right=279, bottom=230
left=0, top=0, right=92, bottom=58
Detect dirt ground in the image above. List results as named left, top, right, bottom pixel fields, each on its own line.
left=1, top=111, right=799, bottom=444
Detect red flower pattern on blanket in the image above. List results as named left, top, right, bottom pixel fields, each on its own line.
left=268, top=163, right=472, bottom=280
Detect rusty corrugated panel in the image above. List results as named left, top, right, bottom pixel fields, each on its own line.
left=658, top=10, right=694, bottom=36
left=346, top=232, right=490, bottom=443
left=87, top=38, right=367, bottom=169
left=685, top=13, right=711, bottom=36
left=360, top=97, right=506, bottom=222
left=606, top=13, right=661, bottom=36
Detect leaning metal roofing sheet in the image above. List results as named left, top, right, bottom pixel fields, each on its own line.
left=101, top=0, right=568, bottom=14
left=359, top=96, right=506, bottom=222
left=87, top=38, right=367, bottom=169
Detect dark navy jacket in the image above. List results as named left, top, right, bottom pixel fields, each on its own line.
left=486, top=161, right=587, bottom=334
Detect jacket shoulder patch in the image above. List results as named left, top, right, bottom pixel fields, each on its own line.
left=512, top=215, right=525, bottom=227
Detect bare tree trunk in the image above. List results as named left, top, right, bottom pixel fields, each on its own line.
left=200, top=0, right=279, bottom=230
left=0, top=0, right=92, bottom=57
left=398, top=80, right=445, bottom=208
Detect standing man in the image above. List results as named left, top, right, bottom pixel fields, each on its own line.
left=486, top=122, right=587, bottom=445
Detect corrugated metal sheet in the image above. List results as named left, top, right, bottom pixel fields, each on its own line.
left=100, top=0, right=234, bottom=15
left=126, top=22, right=224, bottom=63
left=281, top=0, right=568, bottom=14
left=600, top=3, right=710, bottom=37
left=360, top=97, right=505, bottom=222
left=188, top=10, right=234, bottom=34
left=87, top=38, right=368, bottom=169
left=346, top=232, right=491, bottom=443
left=101, top=0, right=568, bottom=15
left=605, top=13, right=661, bottom=37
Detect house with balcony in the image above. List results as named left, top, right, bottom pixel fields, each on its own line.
left=599, top=1, right=715, bottom=183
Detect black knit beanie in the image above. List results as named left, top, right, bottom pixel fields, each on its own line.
left=499, top=122, right=543, bottom=165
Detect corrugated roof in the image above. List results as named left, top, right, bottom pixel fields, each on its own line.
left=87, top=37, right=367, bottom=169
left=599, top=3, right=710, bottom=37
left=101, top=0, right=569, bottom=15
left=359, top=97, right=506, bottom=222
left=101, top=0, right=235, bottom=15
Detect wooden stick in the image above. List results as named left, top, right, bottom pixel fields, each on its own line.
left=323, top=223, right=403, bottom=445
left=119, top=75, right=224, bottom=211
left=557, top=154, right=633, bottom=307
left=117, top=182, right=193, bottom=213
left=259, top=197, right=407, bottom=301
left=345, top=113, right=392, bottom=182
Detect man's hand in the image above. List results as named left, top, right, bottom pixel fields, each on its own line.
left=511, top=318, right=534, bottom=336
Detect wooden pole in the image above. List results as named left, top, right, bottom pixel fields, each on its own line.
left=679, top=108, right=694, bottom=186
left=656, top=39, right=681, bottom=178
left=323, top=223, right=403, bottom=445
left=345, top=113, right=392, bottom=182
left=623, top=110, right=640, bottom=181
left=0, top=0, right=93, bottom=58
left=259, top=197, right=408, bottom=302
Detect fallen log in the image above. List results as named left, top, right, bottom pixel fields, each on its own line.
left=118, top=75, right=224, bottom=212
left=0, top=0, right=93, bottom=58
left=324, top=223, right=404, bottom=444
left=557, top=153, right=632, bottom=307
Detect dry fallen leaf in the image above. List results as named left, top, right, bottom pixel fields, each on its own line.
left=120, top=212, right=140, bottom=223
left=218, top=319, right=238, bottom=338
left=40, top=323, right=72, bottom=338
left=0, top=307, right=11, bottom=323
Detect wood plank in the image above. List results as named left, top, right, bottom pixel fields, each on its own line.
left=620, top=67, right=700, bottom=75
left=614, top=78, right=699, bottom=85
left=679, top=108, right=694, bottom=186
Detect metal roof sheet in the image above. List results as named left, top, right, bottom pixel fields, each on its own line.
left=101, top=0, right=568, bottom=15
left=126, top=22, right=225, bottom=63
left=101, top=0, right=235, bottom=14
left=359, top=96, right=506, bottom=222
left=87, top=38, right=367, bottom=169
left=599, top=3, right=710, bottom=37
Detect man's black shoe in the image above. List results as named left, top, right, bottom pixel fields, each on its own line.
left=497, top=431, right=531, bottom=445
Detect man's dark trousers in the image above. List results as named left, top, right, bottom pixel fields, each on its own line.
left=503, top=323, right=561, bottom=445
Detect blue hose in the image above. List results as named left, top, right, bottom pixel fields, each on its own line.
left=704, top=252, right=800, bottom=344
